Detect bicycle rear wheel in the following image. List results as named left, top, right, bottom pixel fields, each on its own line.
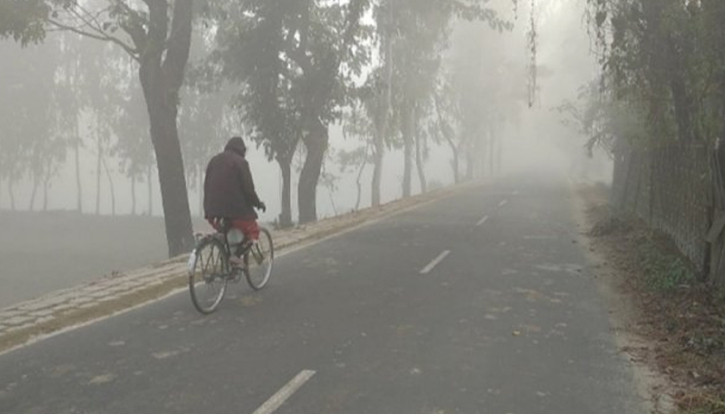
left=189, top=237, right=229, bottom=314
left=244, top=228, right=274, bottom=290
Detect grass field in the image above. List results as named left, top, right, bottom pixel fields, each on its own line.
left=0, top=210, right=209, bottom=309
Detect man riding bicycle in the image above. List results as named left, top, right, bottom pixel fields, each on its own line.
left=204, top=136, right=266, bottom=267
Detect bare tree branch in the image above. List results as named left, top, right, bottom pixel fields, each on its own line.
left=48, top=17, right=139, bottom=61
left=111, top=0, right=149, bottom=53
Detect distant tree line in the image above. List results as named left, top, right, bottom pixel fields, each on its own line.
left=0, top=0, right=528, bottom=257
left=559, top=1, right=725, bottom=155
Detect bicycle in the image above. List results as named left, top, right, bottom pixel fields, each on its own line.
left=187, top=219, right=274, bottom=314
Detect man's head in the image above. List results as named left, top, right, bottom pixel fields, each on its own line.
left=225, top=136, right=246, bottom=157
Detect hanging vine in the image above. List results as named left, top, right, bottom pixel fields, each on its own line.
left=525, top=0, right=538, bottom=108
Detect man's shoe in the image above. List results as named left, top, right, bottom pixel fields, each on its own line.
left=229, top=255, right=245, bottom=268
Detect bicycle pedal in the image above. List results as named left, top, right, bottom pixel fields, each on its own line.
left=227, top=269, right=244, bottom=283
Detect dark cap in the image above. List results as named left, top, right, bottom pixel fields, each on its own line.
left=225, top=136, right=246, bottom=157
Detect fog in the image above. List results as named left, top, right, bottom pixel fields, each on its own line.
left=0, top=0, right=614, bottom=304
left=0, top=0, right=609, bottom=220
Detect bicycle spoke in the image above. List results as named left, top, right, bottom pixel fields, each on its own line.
left=245, top=228, right=273, bottom=290
left=189, top=238, right=228, bottom=314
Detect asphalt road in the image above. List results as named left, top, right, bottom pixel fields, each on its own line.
left=0, top=174, right=645, bottom=414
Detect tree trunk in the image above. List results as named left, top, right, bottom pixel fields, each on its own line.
left=435, top=96, right=460, bottom=185
left=354, top=146, right=368, bottom=211
left=102, top=156, right=116, bottom=216
left=402, top=105, right=413, bottom=197
left=371, top=0, right=393, bottom=208
left=74, top=138, right=82, bottom=213
left=414, top=106, right=427, bottom=193
left=298, top=119, right=328, bottom=224
left=29, top=171, right=39, bottom=211
left=477, top=133, right=487, bottom=179
left=137, top=0, right=195, bottom=257
left=131, top=176, right=137, bottom=215
left=328, top=190, right=338, bottom=216
left=147, top=164, right=153, bottom=216
left=465, top=142, right=474, bottom=181
left=371, top=116, right=386, bottom=207
left=95, top=134, right=102, bottom=215
left=42, top=174, right=50, bottom=211
left=141, top=83, right=195, bottom=255
left=198, top=164, right=204, bottom=218
left=444, top=131, right=463, bottom=185
left=448, top=141, right=461, bottom=184
left=371, top=142, right=384, bottom=207
left=278, top=158, right=293, bottom=228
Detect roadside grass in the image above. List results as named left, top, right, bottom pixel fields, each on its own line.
left=580, top=187, right=725, bottom=414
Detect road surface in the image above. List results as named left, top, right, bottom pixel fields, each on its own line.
left=0, top=174, right=644, bottom=414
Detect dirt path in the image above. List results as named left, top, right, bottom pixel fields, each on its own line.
left=572, top=184, right=725, bottom=414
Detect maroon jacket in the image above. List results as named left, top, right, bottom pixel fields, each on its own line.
left=203, top=141, right=262, bottom=221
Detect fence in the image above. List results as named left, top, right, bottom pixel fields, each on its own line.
left=610, top=141, right=725, bottom=287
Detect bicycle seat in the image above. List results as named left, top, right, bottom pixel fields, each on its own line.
left=208, top=217, right=233, bottom=233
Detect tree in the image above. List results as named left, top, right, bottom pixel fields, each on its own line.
left=391, top=0, right=446, bottom=195
left=289, top=0, right=372, bottom=223
left=0, top=35, right=62, bottom=211
left=380, top=0, right=510, bottom=196
left=340, top=102, right=375, bottom=210
left=0, top=0, right=50, bottom=45
left=112, top=80, right=154, bottom=216
left=54, top=33, right=88, bottom=212
left=586, top=0, right=725, bottom=147
left=211, top=0, right=372, bottom=225
left=556, top=81, right=647, bottom=158
left=210, top=0, right=300, bottom=227
left=432, top=75, right=464, bottom=184
left=445, top=18, right=524, bottom=180
left=356, top=66, right=397, bottom=207
left=178, top=82, right=237, bottom=218
left=7, top=0, right=199, bottom=255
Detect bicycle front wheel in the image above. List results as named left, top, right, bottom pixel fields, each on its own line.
left=244, top=228, right=274, bottom=290
left=189, top=237, right=229, bottom=314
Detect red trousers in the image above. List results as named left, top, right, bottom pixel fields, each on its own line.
left=208, top=218, right=260, bottom=241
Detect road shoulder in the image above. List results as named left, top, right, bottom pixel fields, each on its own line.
left=572, top=183, right=725, bottom=414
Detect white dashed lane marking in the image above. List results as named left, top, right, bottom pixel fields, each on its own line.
left=250, top=370, right=316, bottom=414
left=420, top=251, right=451, bottom=275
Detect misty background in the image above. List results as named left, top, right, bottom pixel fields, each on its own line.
left=0, top=0, right=610, bottom=221
left=0, top=0, right=612, bottom=306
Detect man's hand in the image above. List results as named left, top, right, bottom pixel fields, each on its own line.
left=258, top=201, right=267, bottom=212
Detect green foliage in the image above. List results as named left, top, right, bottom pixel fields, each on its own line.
left=443, top=19, right=524, bottom=178
left=556, top=81, right=648, bottom=154
left=639, top=242, right=695, bottom=292
left=0, top=35, right=67, bottom=191
left=677, top=394, right=725, bottom=414
left=587, top=0, right=725, bottom=147
left=209, top=0, right=373, bottom=164
left=0, top=0, right=48, bottom=45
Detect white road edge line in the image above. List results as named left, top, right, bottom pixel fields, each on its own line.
left=476, top=215, right=489, bottom=227
left=420, top=250, right=451, bottom=275
left=251, top=370, right=316, bottom=414
left=499, top=199, right=508, bottom=207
